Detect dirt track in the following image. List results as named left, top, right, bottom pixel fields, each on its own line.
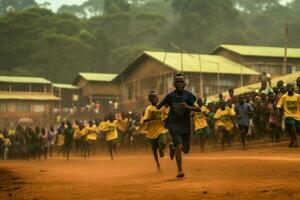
left=1, top=145, right=300, bottom=200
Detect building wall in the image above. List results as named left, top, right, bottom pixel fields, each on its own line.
left=117, top=58, right=258, bottom=112
left=78, top=79, right=119, bottom=99
left=0, top=100, right=56, bottom=127
left=53, top=88, right=78, bottom=108
left=213, top=48, right=300, bottom=77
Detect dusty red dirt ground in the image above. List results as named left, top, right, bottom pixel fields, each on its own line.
left=1, top=144, right=300, bottom=200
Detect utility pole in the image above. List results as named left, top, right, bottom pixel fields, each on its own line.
left=283, top=21, right=288, bottom=75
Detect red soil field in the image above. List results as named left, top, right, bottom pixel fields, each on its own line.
left=1, top=144, right=300, bottom=200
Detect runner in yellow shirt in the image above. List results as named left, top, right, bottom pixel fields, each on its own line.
left=85, top=120, right=98, bottom=155
left=277, top=83, right=300, bottom=148
left=73, top=120, right=81, bottom=155
left=118, top=112, right=129, bottom=147
left=193, top=97, right=210, bottom=150
left=142, top=91, right=169, bottom=171
left=75, top=122, right=89, bottom=159
left=101, top=113, right=119, bottom=160
left=97, top=117, right=108, bottom=152
left=214, top=100, right=235, bottom=149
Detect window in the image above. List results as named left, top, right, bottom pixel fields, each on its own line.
left=288, top=65, right=298, bottom=73
left=33, top=105, right=45, bottom=113
left=218, top=79, right=235, bottom=87
left=0, top=104, right=7, bottom=112
left=16, top=104, right=31, bottom=112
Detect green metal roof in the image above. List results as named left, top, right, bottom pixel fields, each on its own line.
left=144, top=51, right=260, bottom=75
left=208, top=71, right=300, bottom=101
left=0, top=94, right=60, bottom=101
left=232, top=71, right=300, bottom=96
left=215, top=44, right=300, bottom=58
left=78, top=73, right=117, bottom=82
left=0, top=76, right=51, bottom=84
left=53, top=83, right=79, bottom=90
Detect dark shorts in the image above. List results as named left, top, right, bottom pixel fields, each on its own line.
left=106, top=139, right=118, bottom=146
left=195, top=126, right=210, bottom=136
left=149, top=133, right=167, bottom=150
left=238, top=124, right=249, bottom=133
left=170, top=131, right=190, bottom=154
left=286, top=117, right=300, bottom=134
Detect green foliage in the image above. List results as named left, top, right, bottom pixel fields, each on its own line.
left=0, top=0, right=37, bottom=15
left=1, top=0, right=300, bottom=83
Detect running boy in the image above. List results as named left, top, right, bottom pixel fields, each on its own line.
left=63, top=121, right=74, bottom=160
left=101, top=113, right=119, bottom=160
left=277, top=83, right=300, bottom=147
left=193, top=97, right=210, bottom=150
left=157, top=73, right=200, bottom=178
left=143, top=91, right=169, bottom=171
left=214, top=101, right=235, bottom=149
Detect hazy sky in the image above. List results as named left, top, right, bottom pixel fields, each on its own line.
left=36, top=0, right=294, bottom=12
left=36, top=0, right=87, bottom=11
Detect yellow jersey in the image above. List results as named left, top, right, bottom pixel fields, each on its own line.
left=85, top=125, right=98, bottom=141
left=214, top=107, right=235, bottom=131
left=57, top=134, right=64, bottom=146
left=277, top=93, right=300, bottom=121
left=194, top=105, right=209, bottom=130
left=101, top=120, right=119, bottom=141
left=142, top=105, right=168, bottom=139
left=118, top=118, right=129, bottom=132
left=72, top=124, right=79, bottom=132
left=73, top=128, right=86, bottom=140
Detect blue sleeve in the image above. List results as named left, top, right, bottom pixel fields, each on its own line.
left=187, top=92, right=197, bottom=106
left=158, top=93, right=172, bottom=109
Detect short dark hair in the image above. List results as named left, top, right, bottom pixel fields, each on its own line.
left=173, top=72, right=185, bottom=81
left=148, top=91, right=157, bottom=97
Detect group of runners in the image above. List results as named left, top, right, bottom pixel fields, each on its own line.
left=0, top=73, right=299, bottom=178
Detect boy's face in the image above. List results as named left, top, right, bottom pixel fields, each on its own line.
left=173, top=76, right=185, bottom=92
left=67, top=121, right=72, bottom=128
left=108, top=113, right=115, bottom=121
left=286, top=84, right=294, bottom=93
left=220, top=102, right=226, bottom=110
left=238, top=97, right=244, bottom=104
left=148, top=94, right=158, bottom=105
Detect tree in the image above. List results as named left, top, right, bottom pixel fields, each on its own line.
left=104, top=0, right=130, bottom=14
left=0, top=0, right=37, bottom=15
left=233, top=0, right=280, bottom=13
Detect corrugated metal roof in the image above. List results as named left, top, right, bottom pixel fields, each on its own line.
left=144, top=51, right=260, bottom=75
left=216, top=44, right=300, bottom=58
left=208, top=71, right=300, bottom=101
left=232, top=71, right=300, bottom=95
left=78, top=73, right=117, bottom=82
left=53, top=83, right=79, bottom=90
left=0, top=76, right=51, bottom=84
left=0, top=94, right=60, bottom=101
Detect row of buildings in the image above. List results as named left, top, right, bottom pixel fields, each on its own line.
left=1, top=44, right=300, bottom=127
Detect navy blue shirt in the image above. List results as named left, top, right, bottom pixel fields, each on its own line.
left=158, top=90, right=196, bottom=134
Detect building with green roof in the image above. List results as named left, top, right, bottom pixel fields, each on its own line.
left=211, top=44, right=300, bottom=77
left=53, top=83, right=79, bottom=108
left=73, top=72, right=119, bottom=114
left=0, top=75, right=59, bottom=127
left=113, top=51, right=260, bottom=111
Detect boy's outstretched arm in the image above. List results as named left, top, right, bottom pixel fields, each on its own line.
left=180, top=102, right=201, bottom=112
left=156, top=95, right=169, bottom=109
